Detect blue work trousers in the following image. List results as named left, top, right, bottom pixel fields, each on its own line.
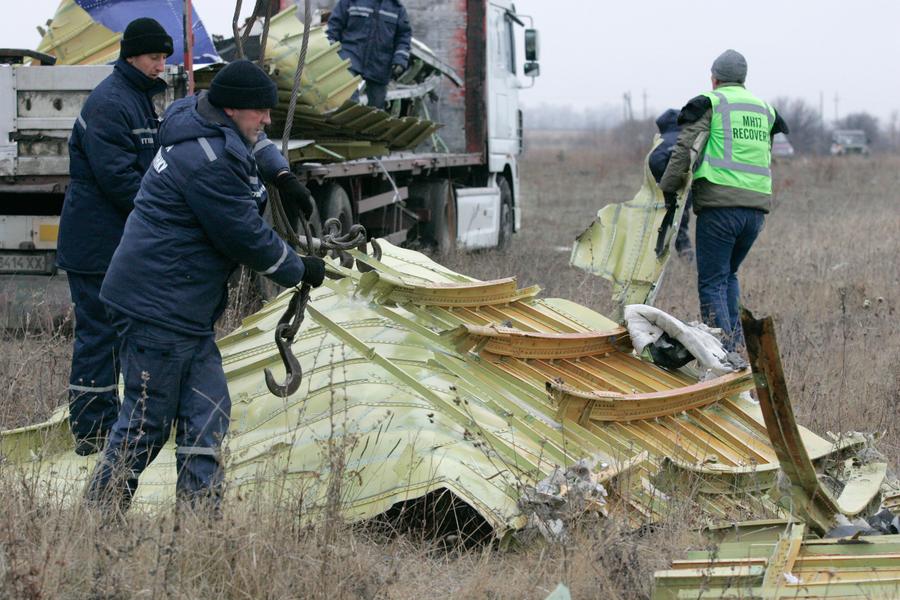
left=365, top=80, right=388, bottom=109
left=85, top=314, right=230, bottom=514
left=695, top=207, right=765, bottom=352
left=350, top=78, right=388, bottom=110
left=66, top=273, right=121, bottom=452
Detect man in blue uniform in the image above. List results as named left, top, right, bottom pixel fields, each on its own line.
left=327, top=0, right=412, bottom=109
left=57, top=18, right=174, bottom=456
left=85, top=60, right=326, bottom=514
left=649, top=108, right=693, bottom=260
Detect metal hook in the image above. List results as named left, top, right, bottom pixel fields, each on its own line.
left=264, top=285, right=310, bottom=397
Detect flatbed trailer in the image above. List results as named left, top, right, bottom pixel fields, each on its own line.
left=0, top=0, right=541, bottom=327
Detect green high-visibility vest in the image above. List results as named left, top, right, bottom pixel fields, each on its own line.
left=693, top=85, right=776, bottom=195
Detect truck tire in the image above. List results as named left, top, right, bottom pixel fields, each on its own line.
left=299, top=203, right=324, bottom=242
left=319, top=183, right=354, bottom=235
left=422, top=179, right=456, bottom=255
left=497, top=176, right=514, bottom=250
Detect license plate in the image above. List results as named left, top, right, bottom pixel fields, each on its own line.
left=0, top=252, right=54, bottom=274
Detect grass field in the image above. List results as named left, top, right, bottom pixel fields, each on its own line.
left=1, top=133, right=898, bottom=598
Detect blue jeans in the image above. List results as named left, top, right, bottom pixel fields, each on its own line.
left=66, top=273, right=121, bottom=452
left=675, top=194, right=693, bottom=255
left=85, top=314, right=230, bottom=513
left=695, top=207, right=765, bottom=351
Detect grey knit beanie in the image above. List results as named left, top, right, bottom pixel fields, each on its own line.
left=711, top=49, right=747, bottom=84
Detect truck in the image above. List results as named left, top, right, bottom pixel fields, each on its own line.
left=830, top=129, right=869, bottom=156
left=0, top=0, right=541, bottom=327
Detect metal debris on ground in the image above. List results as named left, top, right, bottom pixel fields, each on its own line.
left=653, top=522, right=900, bottom=599
left=2, top=241, right=896, bottom=551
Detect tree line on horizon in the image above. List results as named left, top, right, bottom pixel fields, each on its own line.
left=525, top=99, right=900, bottom=155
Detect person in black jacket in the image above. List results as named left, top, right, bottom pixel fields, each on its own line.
left=649, top=108, right=693, bottom=260
left=85, top=60, right=325, bottom=515
left=327, top=0, right=412, bottom=109
left=56, top=18, right=174, bottom=456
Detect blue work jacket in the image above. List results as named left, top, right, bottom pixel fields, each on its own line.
left=57, top=58, right=167, bottom=274
left=649, top=109, right=681, bottom=183
left=100, top=93, right=305, bottom=335
left=327, top=0, right=412, bottom=85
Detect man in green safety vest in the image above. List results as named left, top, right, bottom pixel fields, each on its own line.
left=660, top=49, right=789, bottom=352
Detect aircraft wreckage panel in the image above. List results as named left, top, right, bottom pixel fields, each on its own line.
left=571, top=134, right=708, bottom=320
left=2, top=241, right=885, bottom=540
left=653, top=523, right=900, bottom=599
left=37, top=1, right=441, bottom=155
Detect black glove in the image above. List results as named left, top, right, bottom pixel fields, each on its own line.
left=300, top=256, right=326, bottom=287
left=663, top=191, right=678, bottom=210
left=275, top=171, right=315, bottom=221
left=391, top=64, right=405, bottom=80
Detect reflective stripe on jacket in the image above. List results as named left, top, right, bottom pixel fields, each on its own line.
left=693, top=85, right=775, bottom=195
left=100, top=94, right=305, bottom=335
left=327, top=0, right=412, bottom=84
left=57, top=59, right=167, bottom=274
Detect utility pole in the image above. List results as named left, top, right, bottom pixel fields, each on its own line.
left=184, top=0, right=194, bottom=95
left=642, top=89, right=647, bottom=121
left=819, top=91, right=824, bottom=122
left=833, top=92, right=839, bottom=124
left=623, top=91, right=633, bottom=122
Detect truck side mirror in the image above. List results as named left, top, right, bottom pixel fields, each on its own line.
left=524, top=62, right=540, bottom=77
left=525, top=29, right=540, bottom=62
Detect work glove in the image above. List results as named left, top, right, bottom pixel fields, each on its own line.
left=300, top=255, right=326, bottom=288
left=275, top=171, right=315, bottom=221
left=663, top=191, right=678, bottom=210
left=391, top=64, right=405, bottom=80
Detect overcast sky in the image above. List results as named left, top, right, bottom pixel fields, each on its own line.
left=5, top=0, right=897, bottom=124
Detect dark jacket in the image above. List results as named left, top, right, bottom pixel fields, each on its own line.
left=100, top=94, right=306, bottom=335
left=649, top=108, right=680, bottom=183
left=659, top=84, right=789, bottom=214
left=327, top=0, right=412, bottom=85
left=57, top=58, right=166, bottom=274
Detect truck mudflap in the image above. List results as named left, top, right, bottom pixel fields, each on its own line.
left=455, top=185, right=501, bottom=250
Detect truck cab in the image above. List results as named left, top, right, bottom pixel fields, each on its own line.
left=456, top=0, right=539, bottom=249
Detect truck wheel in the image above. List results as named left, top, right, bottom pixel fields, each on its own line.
left=299, top=203, right=323, bottom=242
left=497, top=176, right=514, bottom=250
left=424, top=179, right=456, bottom=255
left=320, top=183, right=354, bottom=235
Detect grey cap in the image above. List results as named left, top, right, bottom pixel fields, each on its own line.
left=711, top=49, right=747, bottom=84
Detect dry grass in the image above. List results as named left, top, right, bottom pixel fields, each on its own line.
left=1, top=134, right=899, bottom=598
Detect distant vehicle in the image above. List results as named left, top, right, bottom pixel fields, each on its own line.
left=831, top=129, right=869, bottom=156
left=771, top=132, right=794, bottom=158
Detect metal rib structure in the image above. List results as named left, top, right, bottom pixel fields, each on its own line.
left=1, top=241, right=878, bottom=540
left=654, top=522, right=900, bottom=599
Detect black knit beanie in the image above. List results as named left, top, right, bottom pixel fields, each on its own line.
left=120, top=18, right=174, bottom=58
left=208, top=60, right=279, bottom=109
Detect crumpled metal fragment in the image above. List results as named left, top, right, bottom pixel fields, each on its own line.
left=518, top=458, right=609, bottom=541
